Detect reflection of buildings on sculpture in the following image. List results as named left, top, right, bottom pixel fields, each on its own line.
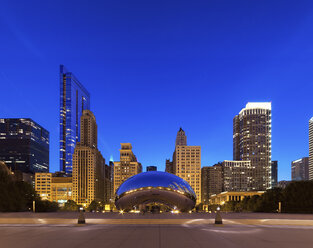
left=115, top=171, right=196, bottom=211
left=209, top=191, right=264, bottom=205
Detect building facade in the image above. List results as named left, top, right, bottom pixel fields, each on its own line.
left=113, top=143, right=142, bottom=195
left=104, top=163, right=113, bottom=204
left=59, top=65, right=90, bottom=174
left=309, top=118, right=313, bottom=180
left=174, top=145, right=201, bottom=204
left=222, top=160, right=253, bottom=192
left=201, top=164, right=223, bottom=204
left=271, top=161, right=278, bottom=187
left=277, top=180, right=291, bottom=189
left=291, top=157, right=309, bottom=181
left=35, top=172, right=72, bottom=205
left=175, top=127, right=187, bottom=146
left=165, top=159, right=174, bottom=174
left=233, top=102, right=272, bottom=190
left=0, top=118, right=49, bottom=174
left=72, top=110, right=106, bottom=207
left=209, top=191, right=264, bottom=205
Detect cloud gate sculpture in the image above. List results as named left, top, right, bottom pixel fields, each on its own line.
left=115, top=171, right=196, bottom=211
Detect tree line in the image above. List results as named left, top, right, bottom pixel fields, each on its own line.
left=0, top=168, right=58, bottom=212
left=218, top=181, right=313, bottom=213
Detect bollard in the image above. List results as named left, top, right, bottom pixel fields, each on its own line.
left=78, top=207, right=86, bottom=225
left=215, top=207, right=223, bottom=225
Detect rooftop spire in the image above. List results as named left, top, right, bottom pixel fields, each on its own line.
left=175, top=127, right=187, bottom=146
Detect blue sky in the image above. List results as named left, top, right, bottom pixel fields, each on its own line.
left=0, top=0, right=313, bottom=180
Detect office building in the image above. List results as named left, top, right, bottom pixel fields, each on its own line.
left=309, top=118, right=313, bottom=180
left=167, top=128, right=201, bottom=204
left=109, top=160, right=115, bottom=203
left=271, top=161, right=278, bottom=187
left=233, top=102, right=272, bottom=190
left=59, top=65, right=90, bottom=174
left=146, top=166, right=157, bottom=172
left=209, top=191, right=264, bottom=205
left=201, top=163, right=223, bottom=204
left=0, top=118, right=49, bottom=174
left=174, top=145, right=201, bottom=204
left=222, top=160, right=254, bottom=192
left=104, top=163, right=113, bottom=204
left=277, top=180, right=291, bottom=189
left=175, top=127, right=187, bottom=146
left=291, top=157, right=309, bottom=181
left=113, top=143, right=142, bottom=195
left=35, top=172, right=72, bottom=205
left=72, top=110, right=105, bottom=207
left=165, top=159, right=174, bottom=174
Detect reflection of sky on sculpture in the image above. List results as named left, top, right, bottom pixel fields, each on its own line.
left=116, top=171, right=196, bottom=197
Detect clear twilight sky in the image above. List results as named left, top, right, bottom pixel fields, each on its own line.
left=0, top=0, right=313, bottom=180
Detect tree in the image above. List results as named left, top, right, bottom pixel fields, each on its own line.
left=36, top=200, right=59, bottom=212
left=87, top=200, right=100, bottom=212
left=283, top=181, right=313, bottom=213
left=256, top=188, right=283, bottom=212
left=63, top=200, right=79, bottom=211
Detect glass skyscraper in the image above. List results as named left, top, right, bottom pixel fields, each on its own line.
left=59, top=65, right=90, bottom=174
left=0, top=118, right=49, bottom=173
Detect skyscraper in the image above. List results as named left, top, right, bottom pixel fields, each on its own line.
left=0, top=118, right=49, bottom=174
left=201, top=164, right=223, bottom=204
left=291, top=157, right=309, bottom=181
left=171, top=128, right=201, bottom=204
left=271, top=161, right=278, bottom=187
left=175, top=127, right=187, bottom=146
left=309, top=118, right=313, bottom=180
left=59, top=65, right=90, bottom=174
left=72, top=110, right=105, bottom=207
left=113, top=143, right=142, bottom=194
left=174, top=145, right=201, bottom=204
left=233, top=102, right=272, bottom=190
left=222, top=160, right=253, bottom=192
left=165, top=159, right=174, bottom=174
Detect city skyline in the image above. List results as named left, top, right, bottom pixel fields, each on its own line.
left=1, top=1, right=313, bottom=181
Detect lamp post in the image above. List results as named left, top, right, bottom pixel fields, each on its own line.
left=78, top=207, right=86, bottom=225
left=215, top=206, right=223, bottom=225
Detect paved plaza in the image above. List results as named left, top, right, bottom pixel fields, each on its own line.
left=0, top=212, right=313, bottom=248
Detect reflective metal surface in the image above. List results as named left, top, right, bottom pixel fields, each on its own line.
left=116, top=171, right=196, bottom=197
left=115, top=171, right=196, bottom=211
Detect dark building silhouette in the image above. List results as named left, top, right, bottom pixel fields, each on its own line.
left=0, top=118, right=49, bottom=174
left=165, top=159, right=173, bottom=174
left=146, top=166, right=157, bottom=172
left=271, top=161, right=278, bottom=187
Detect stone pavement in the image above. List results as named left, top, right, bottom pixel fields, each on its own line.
left=0, top=212, right=313, bottom=248
left=0, top=223, right=313, bottom=248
